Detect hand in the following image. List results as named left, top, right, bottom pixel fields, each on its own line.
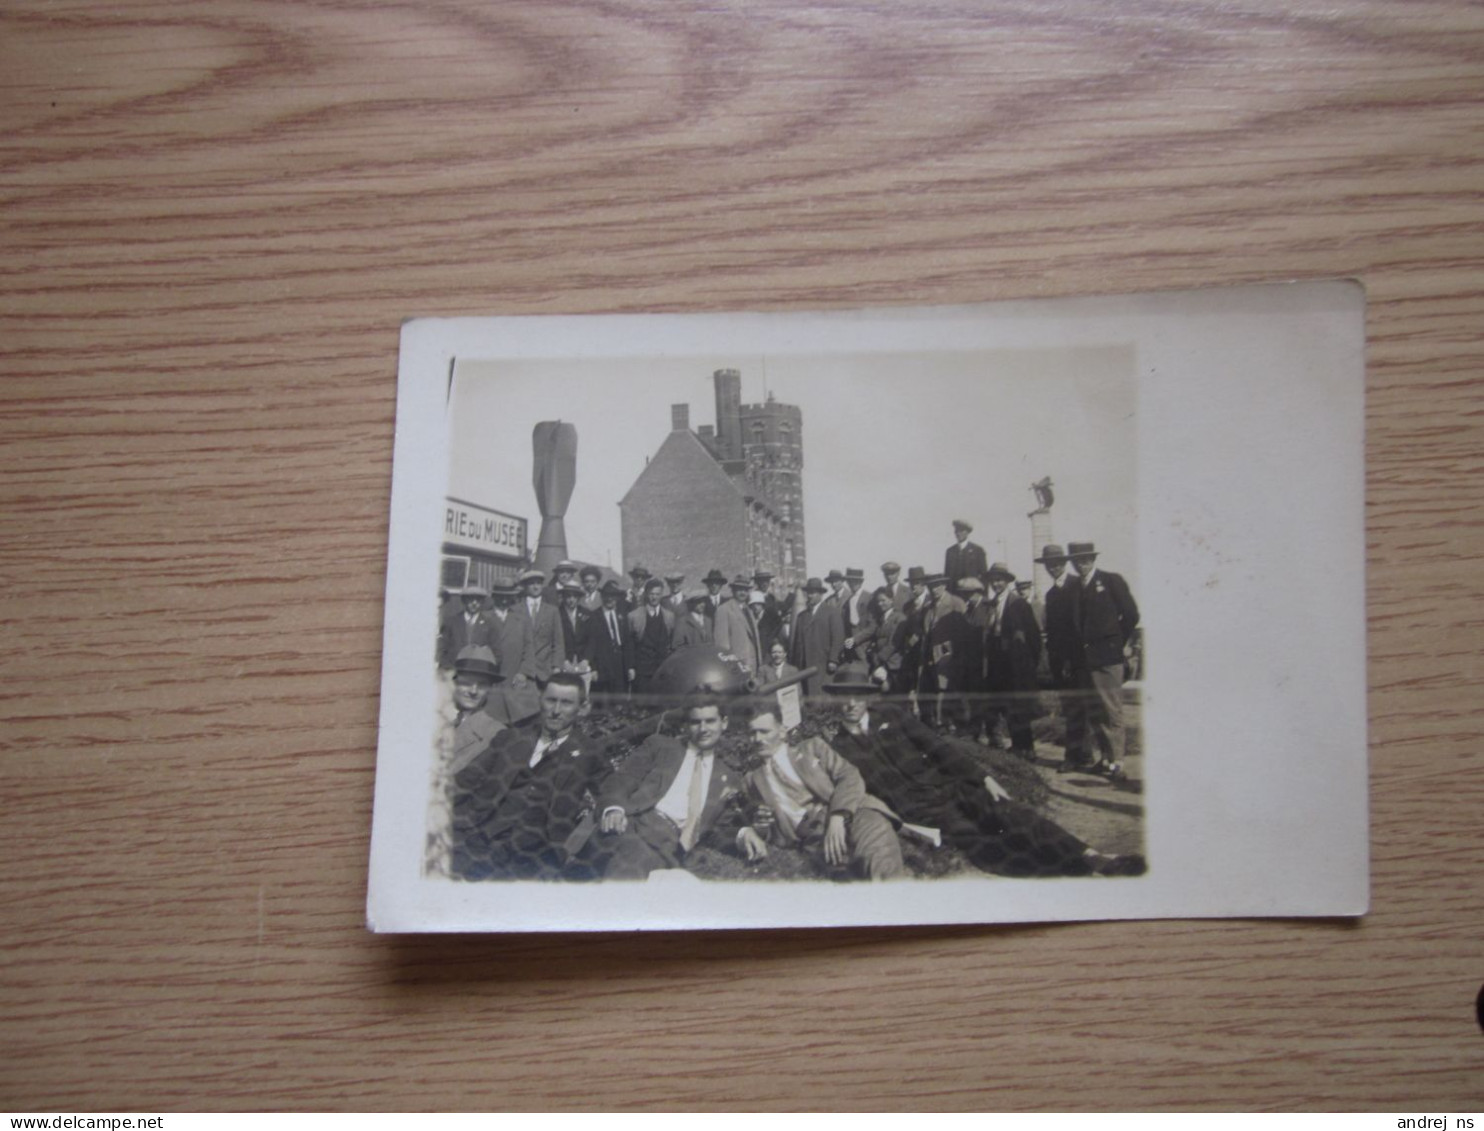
left=511, top=673, right=528, bottom=688
left=738, top=828, right=769, bottom=862
left=823, top=814, right=849, bottom=867
left=600, top=808, right=628, bottom=834
left=843, top=637, right=855, bottom=650
left=983, top=775, right=1011, bottom=803
left=826, top=662, right=837, bottom=673
left=626, top=668, right=636, bottom=682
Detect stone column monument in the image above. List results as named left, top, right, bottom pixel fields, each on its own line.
left=532, top=421, right=577, bottom=575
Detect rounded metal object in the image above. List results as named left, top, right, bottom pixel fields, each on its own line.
left=647, top=645, right=755, bottom=699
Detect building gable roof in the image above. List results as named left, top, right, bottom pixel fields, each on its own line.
left=619, top=429, right=742, bottom=508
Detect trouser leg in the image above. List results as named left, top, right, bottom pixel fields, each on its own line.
left=1087, top=663, right=1126, bottom=763
left=847, top=808, right=906, bottom=880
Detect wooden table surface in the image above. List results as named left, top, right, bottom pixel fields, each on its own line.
left=3, top=0, right=1482, bottom=1112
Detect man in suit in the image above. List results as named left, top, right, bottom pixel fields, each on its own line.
left=543, top=559, right=581, bottom=605
left=556, top=582, right=589, bottom=667
left=447, top=645, right=541, bottom=776
left=789, top=577, right=844, bottom=696
left=838, top=567, right=876, bottom=661
left=437, top=585, right=495, bottom=669
left=760, top=640, right=799, bottom=686
left=944, top=519, right=989, bottom=587
left=514, top=568, right=562, bottom=684
left=917, top=572, right=966, bottom=728
left=880, top=562, right=912, bottom=614
left=983, top=563, right=1043, bottom=761
left=1066, top=541, right=1140, bottom=781
left=899, top=566, right=932, bottom=699
left=955, top=576, right=993, bottom=741
left=823, top=664, right=1145, bottom=877
left=592, top=696, right=746, bottom=879
left=582, top=580, right=634, bottom=700
left=1037, top=544, right=1086, bottom=771
left=450, top=672, right=605, bottom=880
left=662, top=572, right=688, bottom=617
left=671, top=591, right=715, bottom=649
left=484, top=583, right=542, bottom=721
left=700, top=568, right=730, bottom=622
left=578, top=566, right=605, bottom=614
left=627, top=578, right=675, bottom=693
left=733, top=700, right=906, bottom=880
left=713, top=574, right=764, bottom=674
left=865, top=587, right=909, bottom=693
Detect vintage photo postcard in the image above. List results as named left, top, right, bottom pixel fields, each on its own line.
left=367, top=281, right=1367, bottom=933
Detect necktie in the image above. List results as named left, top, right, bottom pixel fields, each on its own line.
left=679, top=756, right=707, bottom=852
left=608, top=612, right=619, bottom=646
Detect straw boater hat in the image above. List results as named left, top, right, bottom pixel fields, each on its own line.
left=823, top=661, right=880, bottom=694
left=730, top=574, right=752, bottom=589
left=1035, top=544, right=1067, bottom=564
left=1067, top=541, right=1098, bottom=558
left=986, top=561, right=1016, bottom=581
left=459, top=584, right=490, bottom=600
left=554, top=559, right=580, bottom=575
left=558, top=582, right=583, bottom=596
left=453, top=645, right=502, bottom=682
left=517, top=569, right=545, bottom=585
left=665, top=572, right=685, bottom=584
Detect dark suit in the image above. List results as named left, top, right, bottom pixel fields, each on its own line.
left=582, top=606, right=634, bottom=698
left=789, top=599, right=844, bottom=695
left=1069, top=568, right=1140, bottom=767
left=558, top=605, right=589, bottom=666
left=450, top=724, right=603, bottom=880
left=592, top=734, right=744, bottom=878
left=437, top=607, right=496, bottom=669
left=945, top=540, right=989, bottom=586
left=832, top=704, right=1097, bottom=877
left=627, top=605, right=675, bottom=692
left=515, top=598, right=562, bottom=682
left=985, top=592, right=1043, bottom=753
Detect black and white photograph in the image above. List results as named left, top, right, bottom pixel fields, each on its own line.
left=368, top=284, right=1368, bottom=932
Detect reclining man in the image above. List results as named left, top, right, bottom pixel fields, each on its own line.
left=450, top=672, right=605, bottom=881
left=734, top=700, right=906, bottom=881
left=823, top=663, right=1145, bottom=877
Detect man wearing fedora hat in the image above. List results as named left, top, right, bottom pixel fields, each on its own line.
left=823, top=663, right=1145, bottom=878
left=984, top=562, right=1043, bottom=761
left=954, top=575, right=993, bottom=740
left=1065, top=541, right=1140, bottom=780
left=581, top=581, right=635, bottom=699
left=450, top=672, right=605, bottom=881
left=515, top=568, right=563, bottom=684
left=447, top=645, right=540, bottom=775
left=438, top=584, right=496, bottom=670
left=671, top=591, right=716, bottom=650
left=945, top=519, right=989, bottom=588
left=627, top=578, right=675, bottom=693
left=701, top=568, right=730, bottom=621
left=1037, top=544, right=1087, bottom=770
left=789, top=577, right=844, bottom=696
left=714, top=574, right=764, bottom=674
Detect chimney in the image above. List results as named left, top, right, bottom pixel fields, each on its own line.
left=671, top=403, right=690, bottom=432
left=714, top=368, right=742, bottom=459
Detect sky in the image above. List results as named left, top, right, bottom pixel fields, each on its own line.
left=447, top=345, right=1137, bottom=590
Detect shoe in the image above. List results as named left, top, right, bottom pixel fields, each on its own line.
left=1056, top=760, right=1091, bottom=774
left=1093, top=853, right=1147, bottom=877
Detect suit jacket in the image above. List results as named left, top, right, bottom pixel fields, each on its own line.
left=743, top=735, right=893, bottom=846
left=670, top=615, right=714, bottom=650
left=597, top=734, right=743, bottom=853
left=558, top=605, right=589, bottom=665
left=581, top=606, right=635, bottom=692
left=945, top=541, right=989, bottom=585
left=789, top=600, right=844, bottom=694
left=865, top=607, right=908, bottom=675
left=438, top=608, right=496, bottom=668
left=1075, top=569, right=1139, bottom=670
left=1043, top=580, right=1080, bottom=680
left=830, top=703, right=994, bottom=829
left=883, top=580, right=913, bottom=614
left=713, top=598, right=763, bottom=674
left=986, top=592, right=1042, bottom=691
left=450, top=723, right=603, bottom=878
left=515, top=598, right=562, bottom=681
left=919, top=591, right=967, bottom=689
left=759, top=661, right=801, bottom=687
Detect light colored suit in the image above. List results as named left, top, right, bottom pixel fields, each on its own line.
left=713, top=598, right=763, bottom=674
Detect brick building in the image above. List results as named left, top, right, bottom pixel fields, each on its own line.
left=620, top=369, right=806, bottom=590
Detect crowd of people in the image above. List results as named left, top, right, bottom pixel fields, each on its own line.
left=432, top=519, right=1144, bottom=886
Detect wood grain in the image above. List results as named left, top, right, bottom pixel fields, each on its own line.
left=3, top=0, right=1482, bottom=1111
